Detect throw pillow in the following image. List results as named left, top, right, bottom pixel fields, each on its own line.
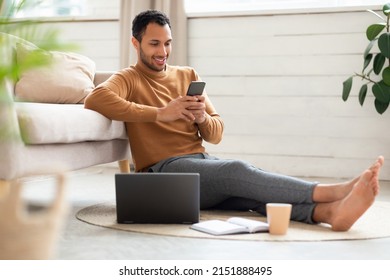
left=14, top=42, right=96, bottom=104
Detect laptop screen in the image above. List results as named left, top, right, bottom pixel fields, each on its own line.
left=115, top=173, right=200, bottom=224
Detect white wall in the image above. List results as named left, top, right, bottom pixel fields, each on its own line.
left=41, top=20, right=121, bottom=70
left=187, top=10, right=390, bottom=180
left=43, top=8, right=390, bottom=180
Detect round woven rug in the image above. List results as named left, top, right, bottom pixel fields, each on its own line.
left=76, top=200, right=390, bottom=241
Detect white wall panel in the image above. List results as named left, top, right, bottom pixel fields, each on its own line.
left=189, top=10, right=390, bottom=180
left=39, top=20, right=120, bottom=70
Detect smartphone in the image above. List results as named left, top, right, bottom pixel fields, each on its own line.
left=186, top=81, right=206, bottom=96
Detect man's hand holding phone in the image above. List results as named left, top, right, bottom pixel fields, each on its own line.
left=186, top=81, right=206, bottom=123
left=188, top=95, right=206, bottom=123
left=156, top=81, right=207, bottom=123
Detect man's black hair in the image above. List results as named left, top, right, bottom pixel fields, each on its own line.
left=132, top=10, right=171, bottom=42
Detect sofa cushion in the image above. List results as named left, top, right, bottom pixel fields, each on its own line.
left=14, top=42, right=95, bottom=104
left=15, top=103, right=127, bottom=144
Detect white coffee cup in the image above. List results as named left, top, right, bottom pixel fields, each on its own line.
left=266, top=203, right=292, bottom=235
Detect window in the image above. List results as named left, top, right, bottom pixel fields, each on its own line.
left=184, top=0, right=385, bottom=14
left=11, top=0, right=119, bottom=19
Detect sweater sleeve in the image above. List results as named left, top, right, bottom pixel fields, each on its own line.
left=197, top=113, right=224, bottom=144
left=84, top=71, right=158, bottom=122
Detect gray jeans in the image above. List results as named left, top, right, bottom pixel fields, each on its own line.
left=148, top=153, right=318, bottom=224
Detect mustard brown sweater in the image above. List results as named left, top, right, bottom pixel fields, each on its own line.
left=84, top=63, right=224, bottom=172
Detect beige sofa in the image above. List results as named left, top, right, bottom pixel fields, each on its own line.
left=0, top=33, right=131, bottom=260
left=0, top=33, right=130, bottom=185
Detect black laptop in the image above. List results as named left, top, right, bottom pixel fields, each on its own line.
left=115, top=173, right=200, bottom=224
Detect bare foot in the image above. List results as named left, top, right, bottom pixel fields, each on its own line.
left=330, top=170, right=378, bottom=231
left=362, top=156, right=383, bottom=196
left=313, top=156, right=384, bottom=203
left=370, top=156, right=384, bottom=176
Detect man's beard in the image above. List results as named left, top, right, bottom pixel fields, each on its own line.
left=139, top=47, right=167, bottom=72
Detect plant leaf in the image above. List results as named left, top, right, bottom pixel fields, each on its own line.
left=383, top=67, right=390, bottom=86
left=358, top=84, right=368, bottom=106
left=374, top=98, right=389, bottom=114
left=383, top=4, right=390, bottom=15
left=372, top=81, right=390, bottom=103
left=373, top=53, right=386, bottom=74
left=366, top=23, right=386, bottom=40
left=363, top=53, right=373, bottom=71
left=342, top=76, right=353, bottom=101
left=378, top=33, right=390, bottom=58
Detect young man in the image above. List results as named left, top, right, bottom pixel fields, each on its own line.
left=85, top=10, right=384, bottom=231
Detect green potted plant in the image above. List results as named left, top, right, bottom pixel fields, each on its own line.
left=0, top=0, right=72, bottom=260
left=342, top=3, right=390, bottom=114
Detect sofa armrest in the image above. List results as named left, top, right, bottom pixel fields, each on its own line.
left=93, top=71, right=116, bottom=87
left=0, top=79, right=24, bottom=179
left=0, top=79, right=21, bottom=140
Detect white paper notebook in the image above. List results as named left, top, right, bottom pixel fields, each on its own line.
left=190, top=217, right=269, bottom=235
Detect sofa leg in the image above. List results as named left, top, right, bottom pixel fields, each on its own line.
left=118, top=159, right=131, bottom=173
left=0, top=180, right=10, bottom=199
